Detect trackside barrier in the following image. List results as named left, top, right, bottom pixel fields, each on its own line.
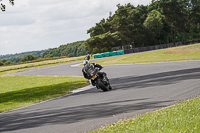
left=109, top=52, right=116, bottom=56
left=92, top=50, right=124, bottom=59
left=101, top=52, right=109, bottom=57
left=116, top=50, right=124, bottom=55
left=92, top=54, right=103, bottom=59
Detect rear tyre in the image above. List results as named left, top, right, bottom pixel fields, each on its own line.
left=96, top=78, right=109, bottom=91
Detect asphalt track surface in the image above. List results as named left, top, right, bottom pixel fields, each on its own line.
left=0, top=58, right=200, bottom=133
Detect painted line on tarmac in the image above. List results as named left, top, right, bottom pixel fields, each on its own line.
left=71, top=84, right=93, bottom=93
left=71, top=63, right=83, bottom=67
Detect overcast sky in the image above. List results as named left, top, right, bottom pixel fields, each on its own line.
left=0, top=0, right=151, bottom=55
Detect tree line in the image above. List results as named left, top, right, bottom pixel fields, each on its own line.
left=42, top=41, right=90, bottom=58
left=0, top=41, right=90, bottom=66
left=0, top=50, right=45, bottom=66
left=85, top=0, right=200, bottom=53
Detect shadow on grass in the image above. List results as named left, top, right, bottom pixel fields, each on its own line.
left=0, top=81, right=88, bottom=112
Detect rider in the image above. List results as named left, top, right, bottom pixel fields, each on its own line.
left=82, top=60, right=108, bottom=86
left=85, top=54, right=90, bottom=60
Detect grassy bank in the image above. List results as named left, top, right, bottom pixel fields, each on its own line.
left=0, top=75, right=89, bottom=112
left=92, top=96, right=200, bottom=133
left=94, top=43, right=200, bottom=65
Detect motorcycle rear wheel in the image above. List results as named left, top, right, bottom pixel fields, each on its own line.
left=96, top=78, right=109, bottom=91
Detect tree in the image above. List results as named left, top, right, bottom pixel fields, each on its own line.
left=144, top=10, right=164, bottom=44
left=87, top=19, right=110, bottom=37
left=86, top=3, right=136, bottom=53
left=67, top=53, right=74, bottom=57
left=42, top=41, right=90, bottom=58
left=127, top=5, right=148, bottom=47
left=0, top=62, right=4, bottom=66
left=110, top=3, right=136, bottom=46
left=44, top=54, right=53, bottom=58
left=1, top=0, right=14, bottom=11
left=190, top=0, right=200, bottom=33
left=4, top=60, right=12, bottom=65
left=0, top=59, right=7, bottom=63
left=20, top=54, right=35, bottom=62
left=158, top=0, right=187, bottom=42
left=85, top=31, right=120, bottom=53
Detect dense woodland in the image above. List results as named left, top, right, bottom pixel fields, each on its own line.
left=42, top=41, right=90, bottom=58
left=0, top=50, right=46, bottom=65
left=85, top=0, right=200, bottom=53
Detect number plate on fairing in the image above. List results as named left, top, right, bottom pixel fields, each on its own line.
left=91, top=75, right=97, bottom=80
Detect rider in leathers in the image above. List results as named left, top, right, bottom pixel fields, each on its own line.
left=82, top=60, right=108, bottom=86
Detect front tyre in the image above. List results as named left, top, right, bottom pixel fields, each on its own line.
left=96, top=78, right=109, bottom=91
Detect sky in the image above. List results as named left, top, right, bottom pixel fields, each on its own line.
left=0, top=0, right=151, bottom=55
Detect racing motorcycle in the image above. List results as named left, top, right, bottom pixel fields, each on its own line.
left=91, top=67, right=112, bottom=91
left=83, top=56, right=112, bottom=91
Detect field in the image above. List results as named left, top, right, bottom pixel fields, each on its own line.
left=94, top=43, right=200, bottom=65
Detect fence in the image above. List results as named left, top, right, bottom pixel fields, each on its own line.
left=123, top=40, right=200, bottom=54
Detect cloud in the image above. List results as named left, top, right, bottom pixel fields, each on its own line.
left=0, top=0, right=151, bottom=55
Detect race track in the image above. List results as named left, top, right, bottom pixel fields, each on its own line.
left=0, top=60, right=200, bottom=133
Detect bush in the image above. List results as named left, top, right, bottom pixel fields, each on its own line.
left=0, top=62, right=4, bottom=66
left=4, top=61, right=12, bottom=65
left=67, top=53, right=74, bottom=57
left=20, top=54, right=35, bottom=62
left=44, top=54, right=53, bottom=58
left=0, top=59, right=7, bottom=63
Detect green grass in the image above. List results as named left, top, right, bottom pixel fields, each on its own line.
left=90, top=44, right=200, bottom=132
left=92, top=96, right=200, bottom=133
left=93, top=43, right=200, bottom=65
left=0, top=75, right=89, bottom=112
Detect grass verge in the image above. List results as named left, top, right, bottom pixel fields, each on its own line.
left=92, top=96, right=200, bottom=133
left=0, top=75, right=89, bottom=112
left=93, top=43, right=200, bottom=65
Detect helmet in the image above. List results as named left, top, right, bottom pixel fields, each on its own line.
left=83, top=60, right=89, bottom=65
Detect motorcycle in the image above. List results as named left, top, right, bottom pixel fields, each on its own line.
left=90, top=67, right=112, bottom=91
left=83, top=55, right=112, bottom=91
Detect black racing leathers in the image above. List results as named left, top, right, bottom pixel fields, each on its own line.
left=82, top=63, right=106, bottom=86
left=82, top=63, right=103, bottom=79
